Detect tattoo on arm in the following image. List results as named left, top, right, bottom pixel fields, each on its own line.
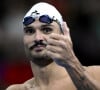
left=64, top=58, right=100, bottom=90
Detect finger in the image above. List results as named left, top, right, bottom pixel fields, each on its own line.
left=49, top=33, right=72, bottom=47
left=49, top=33, right=67, bottom=42
left=46, top=45, right=62, bottom=53
left=62, top=22, right=72, bottom=45
left=46, top=50, right=61, bottom=60
left=47, top=38, right=60, bottom=45
left=62, top=21, right=69, bottom=35
left=49, top=33, right=60, bottom=40
left=47, top=38, right=67, bottom=49
left=46, top=50, right=66, bottom=66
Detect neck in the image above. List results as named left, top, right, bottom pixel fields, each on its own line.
left=30, top=61, right=68, bottom=85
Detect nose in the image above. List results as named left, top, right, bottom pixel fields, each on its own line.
left=34, top=30, right=44, bottom=41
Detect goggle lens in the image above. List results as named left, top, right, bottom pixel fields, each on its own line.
left=39, top=15, right=52, bottom=24
left=23, top=16, right=35, bottom=26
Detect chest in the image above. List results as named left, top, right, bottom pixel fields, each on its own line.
left=47, top=80, right=76, bottom=90
left=27, top=78, right=77, bottom=90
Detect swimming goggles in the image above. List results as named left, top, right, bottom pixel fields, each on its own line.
left=23, top=15, right=56, bottom=26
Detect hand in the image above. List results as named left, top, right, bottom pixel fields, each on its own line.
left=46, top=22, right=75, bottom=67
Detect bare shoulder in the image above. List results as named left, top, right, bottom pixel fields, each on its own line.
left=84, top=65, right=100, bottom=81
left=24, top=77, right=35, bottom=85
left=6, top=78, right=35, bottom=90
left=6, top=84, right=24, bottom=90
left=85, top=65, right=100, bottom=73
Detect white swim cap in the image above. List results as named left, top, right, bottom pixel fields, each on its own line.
left=23, top=2, right=63, bottom=26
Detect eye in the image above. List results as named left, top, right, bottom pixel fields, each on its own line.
left=24, top=27, right=35, bottom=35
left=41, top=27, right=53, bottom=34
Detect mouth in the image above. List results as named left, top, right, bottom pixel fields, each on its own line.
left=29, top=44, right=46, bottom=52
left=34, top=45, right=46, bottom=52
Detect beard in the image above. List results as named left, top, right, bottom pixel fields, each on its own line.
left=24, top=46, right=53, bottom=67
left=31, top=55, right=53, bottom=67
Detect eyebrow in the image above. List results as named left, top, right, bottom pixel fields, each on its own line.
left=23, top=26, right=33, bottom=31
left=41, top=24, right=54, bottom=28
left=24, top=24, right=54, bottom=29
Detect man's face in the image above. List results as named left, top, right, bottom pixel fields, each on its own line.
left=23, top=19, right=61, bottom=66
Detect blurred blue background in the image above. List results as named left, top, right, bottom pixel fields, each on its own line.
left=0, top=0, right=100, bottom=89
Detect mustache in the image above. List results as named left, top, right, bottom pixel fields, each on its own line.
left=29, top=40, right=47, bottom=50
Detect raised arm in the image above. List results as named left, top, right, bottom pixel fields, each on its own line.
left=46, top=22, right=100, bottom=90
left=64, top=56, right=100, bottom=90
